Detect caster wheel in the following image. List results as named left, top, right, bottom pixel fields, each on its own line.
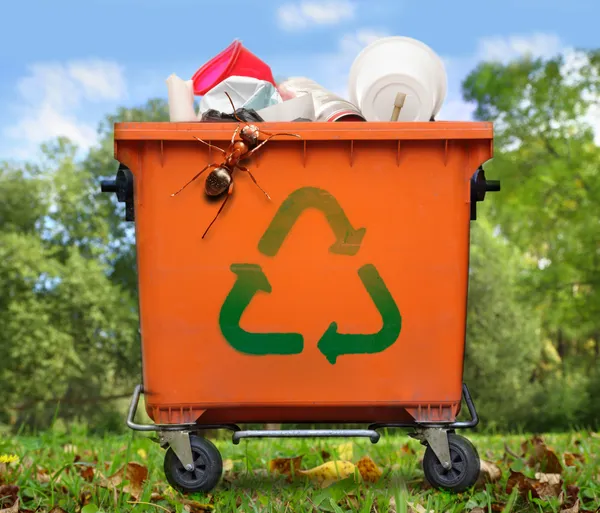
left=422, top=433, right=480, bottom=492
left=163, top=435, right=223, bottom=493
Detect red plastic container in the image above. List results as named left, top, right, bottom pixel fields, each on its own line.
left=192, top=40, right=276, bottom=95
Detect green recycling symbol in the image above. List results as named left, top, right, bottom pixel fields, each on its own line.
left=218, top=186, right=402, bottom=364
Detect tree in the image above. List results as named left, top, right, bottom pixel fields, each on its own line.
left=463, top=50, right=600, bottom=360
left=462, top=49, right=600, bottom=429
left=0, top=144, right=138, bottom=431
left=464, top=220, right=542, bottom=430
left=0, top=99, right=170, bottom=431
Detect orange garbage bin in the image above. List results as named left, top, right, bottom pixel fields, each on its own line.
left=101, top=119, right=499, bottom=493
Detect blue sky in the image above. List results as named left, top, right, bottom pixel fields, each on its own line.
left=1, top=0, right=598, bottom=161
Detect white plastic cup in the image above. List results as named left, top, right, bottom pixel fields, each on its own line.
left=166, top=74, right=197, bottom=122
left=348, top=36, right=448, bottom=122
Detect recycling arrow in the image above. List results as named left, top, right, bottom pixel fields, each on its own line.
left=219, top=263, right=304, bottom=355
left=317, top=264, right=402, bottom=364
left=258, top=186, right=366, bottom=257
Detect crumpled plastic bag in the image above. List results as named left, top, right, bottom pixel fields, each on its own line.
left=200, top=108, right=264, bottom=123
left=199, top=76, right=282, bottom=116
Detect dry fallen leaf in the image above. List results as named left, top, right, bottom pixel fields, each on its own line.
left=356, top=456, right=382, bottom=483
left=400, top=443, right=416, bottom=455
left=0, top=485, right=18, bottom=513
left=561, top=499, right=580, bottom=513
left=48, top=507, right=68, bottom=513
left=390, top=497, right=430, bottom=513
left=564, top=452, right=585, bottom=467
left=0, top=485, right=18, bottom=499
left=320, top=450, right=331, bottom=460
left=506, top=471, right=534, bottom=497
left=336, top=442, right=354, bottom=461
left=389, top=496, right=397, bottom=513
left=268, top=455, right=304, bottom=476
left=180, top=498, right=214, bottom=512
left=222, top=459, right=234, bottom=473
left=345, top=495, right=360, bottom=510
left=533, top=479, right=563, bottom=500
left=98, top=461, right=148, bottom=500
left=79, top=490, right=92, bottom=507
left=36, top=467, right=52, bottom=484
left=0, top=497, right=18, bottom=513
left=478, top=460, right=502, bottom=484
left=298, top=460, right=356, bottom=487
left=507, top=470, right=562, bottom=500
left=522, top=436, right=563, bottom=474
left=536, top=472, right=562, bottom=486
left=559, top=485, right=581, bottom=513
left=79, top=465, right=95, bottom=482
left=407, top=501, right=434, bottom=513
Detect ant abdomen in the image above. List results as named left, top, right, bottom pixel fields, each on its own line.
left=205, top=167, right=232, bottom=196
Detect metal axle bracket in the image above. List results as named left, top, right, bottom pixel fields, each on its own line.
left=159, top=431, right=195, bottom=471
left=411, top=427, right=452, bottom=470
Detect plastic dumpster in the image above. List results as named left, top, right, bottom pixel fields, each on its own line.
left=101, top=120, right=499, bottom=493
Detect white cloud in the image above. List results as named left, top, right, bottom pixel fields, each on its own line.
left=4, top=60, right=127, bottom=159
left=476, top=33, right=563, bottom=63
left=438, top=35, right=599, bottom=144
left=277, top=0, right=356, bottom=30
left=439, top=33, right=567, bottom=122
left=338, top=29, right=388, bottom=56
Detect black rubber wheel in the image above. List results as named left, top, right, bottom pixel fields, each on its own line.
left=422, top=433, right=480, bottom=492
left=163, top=435, right=223, bottom=493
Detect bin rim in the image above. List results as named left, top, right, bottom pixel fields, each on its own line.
left=114, top=121, right=493, bottom=142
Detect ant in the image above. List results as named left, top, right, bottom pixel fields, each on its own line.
left=171, top=92, right=301, bottom=238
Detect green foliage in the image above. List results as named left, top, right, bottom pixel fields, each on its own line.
left=83, top=99, right=169, bottom=296
left=463, top=50, right=600, bottom=345
left=463, top=48, right=600, bottom=430
left=465, top=221, right=542, bottom=430
left=0, top=162, right=48, bottom=233
left=0, top=129, right=145, bottom=432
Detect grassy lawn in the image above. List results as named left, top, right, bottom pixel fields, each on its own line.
left=0, top=428, right=598, bottom=512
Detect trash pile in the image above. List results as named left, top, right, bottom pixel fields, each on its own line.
left=166, top=37, right=447, bottom=124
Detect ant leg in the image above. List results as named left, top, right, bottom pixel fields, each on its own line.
left=171, top=163, right=218, bottom=197
left=230, top=124, right=240, bottom=145
left=192, top=136, right=226, bottom=155
left=236, top=165, right=271, bottom=200
left=224, top=92, right=245, bottom=124
left=245, top=132, right=301, bottom=158
left=202, top=183, right=233, bottom=239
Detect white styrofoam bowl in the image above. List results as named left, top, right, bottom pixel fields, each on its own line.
left=348, top=36, right=448, bottom=121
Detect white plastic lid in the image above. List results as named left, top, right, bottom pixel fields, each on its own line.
left=361, top=74, right=434, bottom=122
left=348, top=36, right=447, bottom=118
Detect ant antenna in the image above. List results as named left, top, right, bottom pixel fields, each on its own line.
left=224, top=92, right=245, bottom=124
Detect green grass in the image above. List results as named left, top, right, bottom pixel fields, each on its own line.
left=1, top=428, right=598, bottom=513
